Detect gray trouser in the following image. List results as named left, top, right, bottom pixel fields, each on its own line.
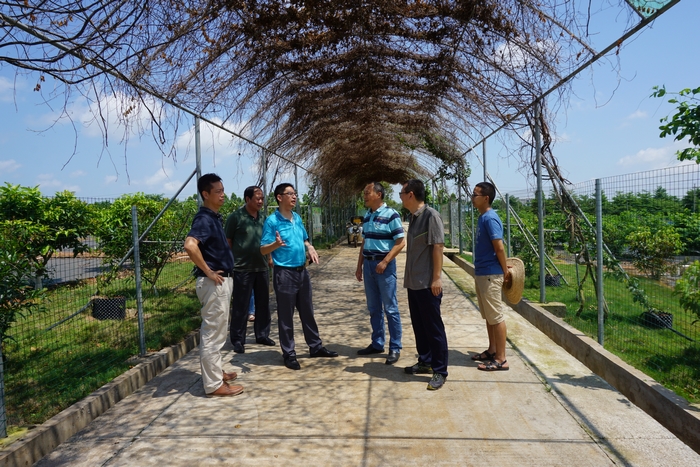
left=273, top=266, right=322, bottom=358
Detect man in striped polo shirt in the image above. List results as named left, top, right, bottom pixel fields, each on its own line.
left=355, top=182, right=405, bottom=365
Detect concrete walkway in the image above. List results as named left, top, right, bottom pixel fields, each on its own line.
left=36, top=246, right=700, bottom=466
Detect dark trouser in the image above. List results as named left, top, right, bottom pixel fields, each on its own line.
left=273, top=266, right=323, bottom=358
left=230, top=270, right=271, bottom=346
left=407, top=288, right=448, bottom=377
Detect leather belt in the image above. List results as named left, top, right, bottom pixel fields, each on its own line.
left=275, top=265, right=306, bottom=272
left=364, top=255, right=387, bottom=261
left=195, top=271, right=233, bottom=278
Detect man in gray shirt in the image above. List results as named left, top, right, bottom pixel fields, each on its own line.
left=399, top=179, right=448, bottom=390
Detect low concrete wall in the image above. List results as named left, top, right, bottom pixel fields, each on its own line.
left=0, top=332, right=200, bottom=467
left=446, top=253, right=700, bottom=455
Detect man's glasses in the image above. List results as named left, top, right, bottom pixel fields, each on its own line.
left=470, top=193, right=485, bottom=198
left=282, top=192, right=297, bottom=197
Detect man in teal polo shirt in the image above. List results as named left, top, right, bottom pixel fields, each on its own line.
left=355, top=182, right=405, bottom=365
left=261, top=182, right=338, bottom=370
left=225, top=185, right=275, bottom=354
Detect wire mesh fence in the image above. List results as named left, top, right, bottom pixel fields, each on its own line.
left=1, top=192, right=356, bottom=432
left=504, top=164, right=700, bottom=402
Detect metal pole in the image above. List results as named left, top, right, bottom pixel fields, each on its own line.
left=294, top=165, right=299, bottom=214
left=195, top=117, right=202, bottom=207
left=458, top=166, right=463, bottom=254
left=262, top=150, right=268, bottom=214
left=0, top=344, right=6, bottom=438
left=471, top=203, right=475, bottom=259
left=132, top=206, right=146, bottom=357
left=534, top=103, right=546, bottom=303
left=482, top=141, right=487, bottom=183
left=505, top=193, right=511, bottom=257
left=596, top=179, right=605, bottom=345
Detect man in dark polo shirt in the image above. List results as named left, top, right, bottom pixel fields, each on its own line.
left=400, top=178, right=448, bottom=391
left=184, top=173, right=243, bottom=397
left=225, top=185, right=275, bottom=354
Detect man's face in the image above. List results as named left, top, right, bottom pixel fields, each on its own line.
left=203, top=181, right=226, bottom=208
left=399, top=183, right=412, bottom=210
left=471, top=187, right=488, bottom=209
left=276, top=186, right=297, bottom=209
left=363, top=184, right=382, bottom=208
left=246, top=189, right=264, bottom=212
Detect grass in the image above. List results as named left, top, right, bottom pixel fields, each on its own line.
left=3, top=259, right=201, bottom=428
left=461, top=254, right=700, bottom=404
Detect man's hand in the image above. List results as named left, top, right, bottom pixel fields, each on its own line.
left=503, top=266, right=513, bottom=288
left=431, top=277, right=442, bottom=296
left=355, top=266, right=363, bottom=282
left=375, top=260, right=387, bottom=274
left=206, top=269, right=225, bottom=286
left=274, top=231, right=286, bottom=249
left=307, top=244, right=319, bottom=264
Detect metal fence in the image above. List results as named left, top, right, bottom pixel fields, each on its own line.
left=1, top=195, right=354, bottom=433
left=504, top=164, right=700, bottom=402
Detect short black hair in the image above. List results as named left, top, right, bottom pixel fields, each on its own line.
left=475, top=181, right=496, bottom=205
left=367, top=182, right=385, bottom=199
left=198, top=173, right=222, bottom=197
left=244, top=185, right=262, bottom=202
left=403, top=179, right=425, bottom=202
left=274, top=183, right=294, bottom=204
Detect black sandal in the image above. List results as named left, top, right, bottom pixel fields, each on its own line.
left=470, top=350, right=495, bottom=362
left=477, top=359, right=509, bottom=371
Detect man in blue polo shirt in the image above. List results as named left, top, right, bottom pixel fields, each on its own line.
left=184, top=173, right=244, bottom=397
left=355, top=182, right=405, bottom=365
left=261, top=182, right=338, bottom=370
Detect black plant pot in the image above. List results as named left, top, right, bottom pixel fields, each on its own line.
left=92, top=297, right=126, bottom=320
left=640, top=311, right=673, bottom=329
left=545, top=274, right=562, bottom=287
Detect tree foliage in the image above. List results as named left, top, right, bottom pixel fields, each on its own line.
left=652, top=86, right=700, bottom=164
left=675, top=261, right=700, bottom=323
left=625, top=226, right=683, bottom=280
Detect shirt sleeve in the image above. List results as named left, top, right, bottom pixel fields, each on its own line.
left=427, top=209, right=445, bottom=245
left=485, top=215, right=503, bottom=241
left=261, top=217, right=275, bottom=246
left=187, top=214, right=210, bottom=244
left=389, top=210, right=405, bottom=240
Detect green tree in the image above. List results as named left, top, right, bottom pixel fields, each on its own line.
left=652, top=85, right=700, bottom=164
left=0, top=184, right=94, bottom=287
left=675, top=261, right=700, bottom=323
left=96, top=193, right=187, bottom=294
left=626, top=225, right=684, bottom=280
left=681, top=187, right=700, bottom=213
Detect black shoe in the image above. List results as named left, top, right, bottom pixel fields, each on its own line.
left=310, top=346, right=339, bottom=358
left=284, top=356, right=301, bottom=370
left=256, top=337, right=276, bottom=346
left=357, top=344, right=384, bottom=355
left=233, top=343, right=245, bottom=354
left=404, top=361, right=433, bottom=375
left=385, top=350, right=400, bottom=365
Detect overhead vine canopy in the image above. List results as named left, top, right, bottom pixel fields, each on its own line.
left=0, top=1, right=647, bottom=192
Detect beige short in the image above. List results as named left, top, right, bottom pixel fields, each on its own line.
left=475, top=274, right=508, bottom=325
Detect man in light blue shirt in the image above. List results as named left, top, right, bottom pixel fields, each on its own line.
left=355, top=182, right=405, bottom=364
left=261, top=183, right=338, bottom=370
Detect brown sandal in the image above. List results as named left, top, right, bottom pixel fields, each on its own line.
left=477, top=359, right=509, bottom=371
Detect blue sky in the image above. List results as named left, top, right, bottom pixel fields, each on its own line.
left=0, top=1, right=698, bottom=201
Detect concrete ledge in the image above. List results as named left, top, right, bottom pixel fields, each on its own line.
left=512, top=299, right=700, bottom=454
left=0, top=331, right=200, bottom=467
left=446, top=253, right=700, bottom=455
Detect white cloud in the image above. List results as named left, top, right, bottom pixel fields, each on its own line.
left=104, top=175, right=118, bottom=184
left=0, top=159, right=21, bottom=173
left=0, top=76, right=16, bottom=103
left=70, top=170, right=87, bottom=178
left=625, top=110, right=648, bottom=120
left=35, top=173, right=80, bottom=193
left=617, top=140, right=688, bottom=169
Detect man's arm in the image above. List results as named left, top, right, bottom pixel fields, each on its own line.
left=431, top=243, right=444, bottom=296
left=375, top=237, right=405, bottom=274
left=492, top=238, right=512, bottom=287
left=184, top=236, right=224, bottom=285
left=356, top=240, right=365, bottom=281
left=261, top=231, right=285, bottom=256
left=305, top=240, right=319, bottom=264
